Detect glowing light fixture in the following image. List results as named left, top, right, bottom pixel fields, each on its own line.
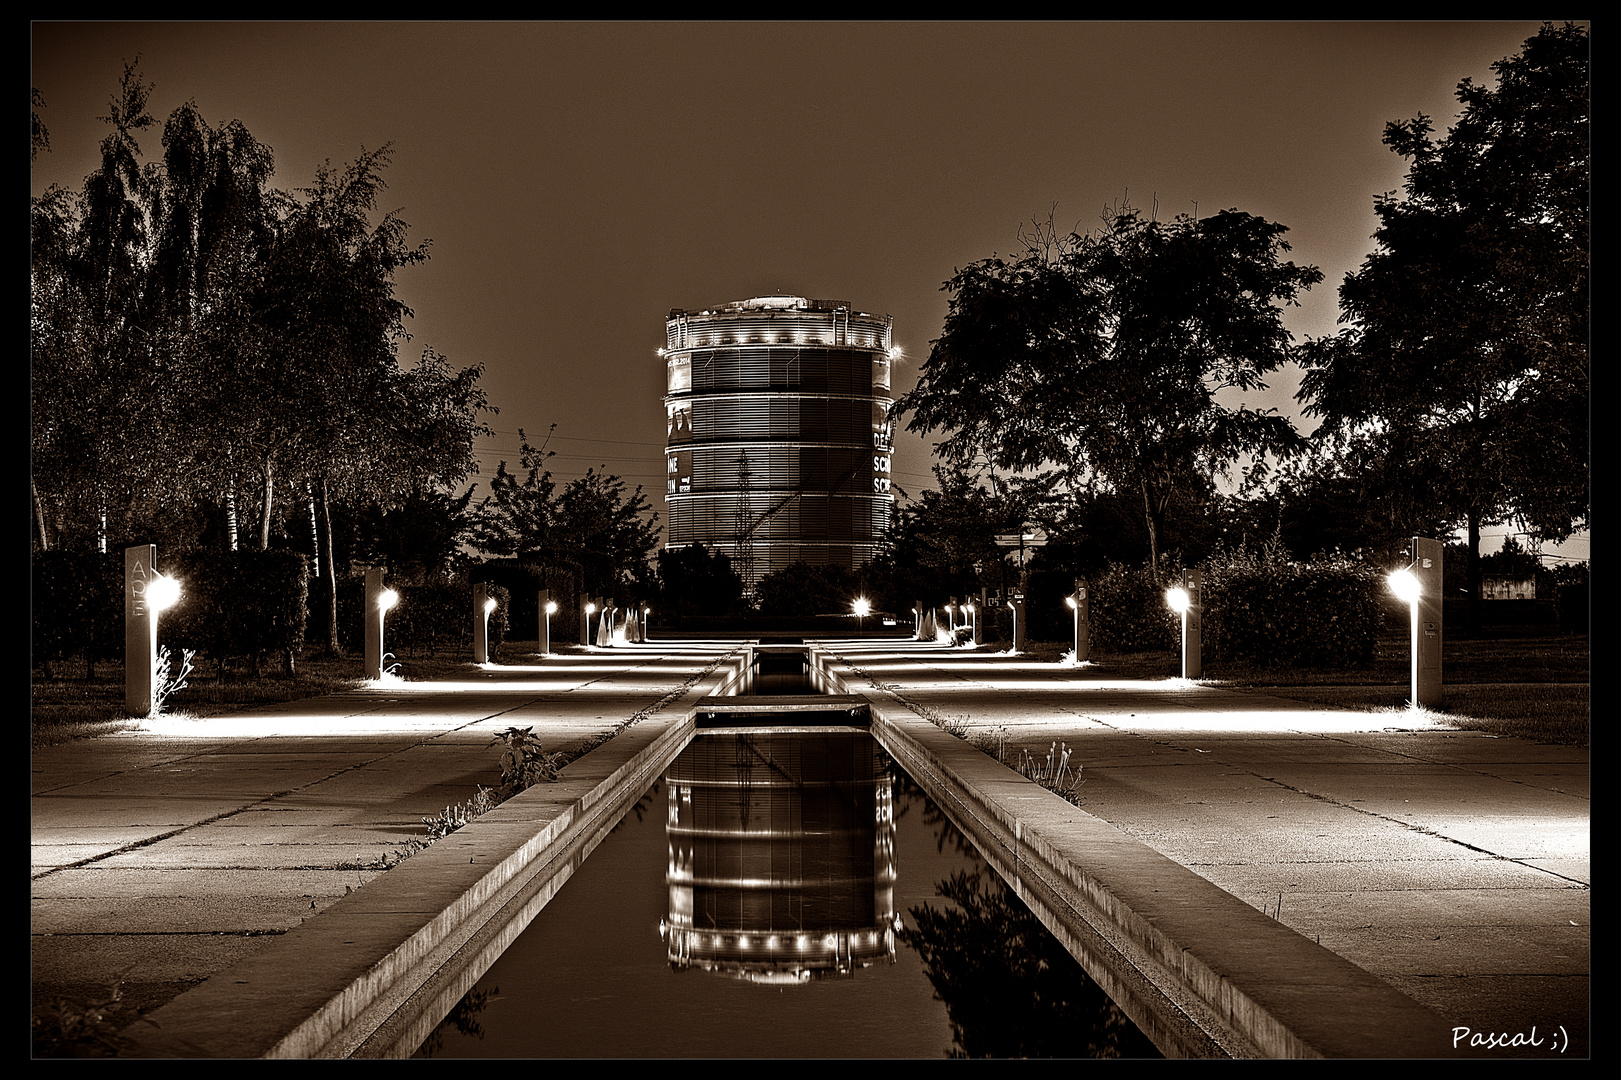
left=378, top=588, right=399, bottom=613
left=147, top=574, right=182, bottom=612
left=1387, top=567, right=1421, bottom=605
left=1165, top=587, right=1190, bottom=614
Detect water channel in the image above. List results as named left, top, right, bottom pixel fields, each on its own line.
left=413, top=648, right=1161, bottom=1059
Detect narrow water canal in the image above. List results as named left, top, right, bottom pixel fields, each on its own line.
left=416, top=727, right=1160, bottom=1059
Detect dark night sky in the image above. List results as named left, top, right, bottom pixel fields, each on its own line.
left=29, top=21, right=1587, bottom=563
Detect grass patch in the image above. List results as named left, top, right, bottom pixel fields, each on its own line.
left=1200, top=633, right=1588, bottom=746
left=1000, top=633, right=1589, bottom=746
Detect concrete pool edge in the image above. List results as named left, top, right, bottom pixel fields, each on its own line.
left=119, top=651, right=746, bottom=1059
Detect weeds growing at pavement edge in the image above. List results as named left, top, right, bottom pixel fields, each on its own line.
left=403, top=726, right=567, bottom=856
left=937, top=716, right=1086, bottom=806
left=31, top=979, right=153, bottom=1058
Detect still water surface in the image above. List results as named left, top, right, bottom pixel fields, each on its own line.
left=417, top=730, right=1159, bottom=1059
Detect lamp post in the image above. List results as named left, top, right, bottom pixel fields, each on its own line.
left=853, top=596, right=871, bottom=634
left=125, top=545, right=182, bottom=716
left=1166, top=569, right=1202, bottom=679
left=540, top=591, right=557, bottom=656
left=1389, top=536, right=1443, bottom=708
left=1065, top=577, right=1090, bottom=664
left=582, top=599, right=597, bottom=648
left=365, top=569, right=398, bottom=680
left=473, top=583, right=495, bottom=664
left=1007, top=593, right=1027, bottom=654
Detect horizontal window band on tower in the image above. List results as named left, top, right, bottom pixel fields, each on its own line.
left=666, top=446, right=883, bottom=495
left=660, top=295, right=896, bottom=591
left=667, top=494, right=890, bottom=544
left=668, top=398, right=886, bottom=444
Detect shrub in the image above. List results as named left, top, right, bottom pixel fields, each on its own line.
left=1087, top=561, right=1180, bottom=653
left=1201, top=543, right=1382, bottom=668
left=31, top=552, right=122, bottom=678
left=161, top=550, right=309, bottom=675
left=387, top=581, right=511, bottom=657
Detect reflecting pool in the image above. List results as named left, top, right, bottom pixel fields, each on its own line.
left=417, top=729, right=1160, bottom=1059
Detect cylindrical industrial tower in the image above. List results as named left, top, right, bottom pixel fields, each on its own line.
left=662, top=296, right=895, bottom=591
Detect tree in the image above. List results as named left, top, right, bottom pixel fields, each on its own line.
left=896, top=204, right=1320, bottom=573
left=552, top=469, right=660, bottom=600
left=655, top=544, right=747, bottom=617
left=753, top=561, right=857, bottom=617
left=31, top=64, right=490, bottom=663
left=473, top=430, right=660, bottom=602
left=1298, top=23, right=1588, bottom=623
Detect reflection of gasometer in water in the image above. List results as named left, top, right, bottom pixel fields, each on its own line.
left=659, top=731, right=900, bottom=983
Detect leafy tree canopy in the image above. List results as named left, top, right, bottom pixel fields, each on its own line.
left=473, top=428, right=660, bottom=601
left=896, top=202, right=1320, bottom=571
left=1298, top=23, right=1588, bottom=601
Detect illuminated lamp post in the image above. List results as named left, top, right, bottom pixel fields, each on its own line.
left=947, top=597, right=958, bottom=640
left=473, top=583, right=496, bottom=664
left=1165, top=569, right=1202, bottom=679
left=1007, top=593, right=1027, bottom=654
left=1389, top=536, right=1443, bottom=708
left=364, top=569, right=399, bottom=680
left=582, top=599, right=597, bottom=648
left=1065, top=577, right=1090, bottom=664
left=125, top=545, right=182, bottom=716
left=540, top=590, right=556, bottom=656
left=964, top=598, right=980, bottom=647
left=853, top=596, right=871, bottom=634
left=642, top=604, right=653, bottom=642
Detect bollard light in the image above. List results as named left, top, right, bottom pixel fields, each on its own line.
left=126, top=546, right=184, bottom=717
left=853, top=596, right=871, bottom=633
left=1391, top=537, right=1443, bottom=708
left=1387, top=567, right=1421, bottom=605
left=1066, top=578, right=1090, bottom=664
left=364, top=569, right=396, bottom=681
left=474, top=584, right=497, bottom=665
left=1166, top=571, right=1201, bottom=679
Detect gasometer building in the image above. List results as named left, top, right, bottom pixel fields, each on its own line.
left=661, top=296, right=896, bottom=591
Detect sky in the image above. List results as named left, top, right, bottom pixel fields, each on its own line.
left=30, top=21, right=1587, bottom=563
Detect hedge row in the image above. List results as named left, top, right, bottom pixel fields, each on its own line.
left=1200, top=557, right=1384, bottom=667
left=1039, top=555, right=1385, bottom=667
left=381, top=582, right=510, bottom=657
left=33, top=550, right=514, bottom=675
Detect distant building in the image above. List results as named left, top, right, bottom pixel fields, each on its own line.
left=1482, top=577, right=1536, bottom=600
left=661, top=295, right=895, bottom=591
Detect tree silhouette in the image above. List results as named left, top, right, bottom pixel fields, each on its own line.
left=1298, top=23, right=1588, bottom=622
left=897, top=204, right=1319, bottom=573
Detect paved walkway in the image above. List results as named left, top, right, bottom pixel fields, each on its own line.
left=31, top=642, right=741, bottom=1027
left=825, top=639, right=1590, bottom=1058
left=32, top=637, right=1589, bottom=1058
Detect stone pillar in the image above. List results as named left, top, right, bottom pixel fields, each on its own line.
left=124, top=545, right=158, bottom=716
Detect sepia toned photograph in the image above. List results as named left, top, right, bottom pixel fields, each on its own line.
left=32, top=21, right=1587, bottom=1060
